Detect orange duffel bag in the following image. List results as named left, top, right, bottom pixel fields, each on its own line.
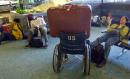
left=47, top=4, right=92, bottom=38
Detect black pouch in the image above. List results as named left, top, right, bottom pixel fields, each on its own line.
left=29, top=38, right=43, bottom=48
left=91, top=44, right=105, bottom=64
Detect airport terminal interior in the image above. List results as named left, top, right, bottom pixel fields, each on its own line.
left=0, top=0, right=130, bottom=79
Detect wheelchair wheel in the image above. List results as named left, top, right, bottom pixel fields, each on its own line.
left=53, top=45, right=63, bottom=73
left=83, top=44, right=91, bottom=75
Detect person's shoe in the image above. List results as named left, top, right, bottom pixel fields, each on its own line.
left=25, top=44, right=30, bottom=47
left=43, top=44, right=48, bottom=48
left=96, top=59, right=106, bottom=68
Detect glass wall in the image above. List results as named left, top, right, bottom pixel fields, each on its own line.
left=71, top=0, right=130, bottom=3
left=103, top=0, right=129, bottom=3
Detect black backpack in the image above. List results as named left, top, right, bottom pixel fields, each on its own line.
left=91, top=44, right=105, bottom=64
left=29, top=27, right=43, bottom=48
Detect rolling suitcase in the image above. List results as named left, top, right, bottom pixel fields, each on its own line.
left=47, top=4, right=92, bottom=38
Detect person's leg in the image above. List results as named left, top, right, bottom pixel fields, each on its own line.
left=96, top=36, right=119, bottom=67
left=0, top=32, right=2, bottom=44
left=105, top=37, right=119, bottom=59
left=6, top=32, right=15, bottom=41
left=91, top=34, right=109, bottom=67
left=28, top=30, right=33, bottom=42
left=40, top=27, right=48, bottom=47
left=91, top=33, right=109, bottom=47
left=26, top=30, right=33, bottom=47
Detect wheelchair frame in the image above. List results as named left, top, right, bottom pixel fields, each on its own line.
left=52, top=32, right=91, bottom=75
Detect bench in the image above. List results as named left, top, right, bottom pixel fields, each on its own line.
left=115, top=22, right=130, bottom=58
left=115, top=42, right=130, bottom=59
left=101, top=22, right=130, bottom=59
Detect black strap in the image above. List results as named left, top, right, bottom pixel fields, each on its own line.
left=17, top=23, right=24, bottom=37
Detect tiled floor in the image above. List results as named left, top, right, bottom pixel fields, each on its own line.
left=0, top=27, right=130, bottom=79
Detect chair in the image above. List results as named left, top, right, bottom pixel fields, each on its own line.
left=116, top=43, right=130, bottom=59
left=116, top=22, right=130, bottom=59
left=101, top=21, right=130, bottom=59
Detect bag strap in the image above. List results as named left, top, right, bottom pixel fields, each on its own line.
left=17, top=23, right=24, bottom=36
left=33, top=27, right=42, bottom=40
left=59, top=4, right=73, bottom=11
left=37, top=28, right=42, bottom=37
left=65, top=5, right=72, bottom=11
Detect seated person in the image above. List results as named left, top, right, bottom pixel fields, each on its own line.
left=106, top=12, right=113, bottom=26
left=0, top=24, right=3, bottom=44
left=91, top=16, right=129, bottom=67
left=101, top=16, right=107, bottom=26
left=0, top=22, right=16, bottom=42
left=118, top=22, right=130, bottom=46
left=91, top=15, right=101, bottom=26
left=0, top=18, right=23, bottom=44
left=11, top=18, right=24, bottom=40
left=26, top=15, right=48, bottom=47
left=2, top=23, right=14, bottom=41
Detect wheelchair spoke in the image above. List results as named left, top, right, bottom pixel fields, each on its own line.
left=83, top=44, right=91, bottom=75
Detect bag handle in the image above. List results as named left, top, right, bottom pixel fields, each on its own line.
left=60, top=4, right=73, bottom=11
left=65, top=4, right=72, bottom=11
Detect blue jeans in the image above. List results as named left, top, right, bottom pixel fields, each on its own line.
left=91, top=33, right=120, bottom=59
left=2, top=32, right=15, bottom=41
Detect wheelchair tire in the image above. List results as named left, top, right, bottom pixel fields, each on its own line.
left=83, top=44, right=91, bottom=75
left=53, top=45, right=63, bottom=73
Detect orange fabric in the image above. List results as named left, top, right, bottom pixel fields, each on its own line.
left=2, top=24, right=11, bottom=33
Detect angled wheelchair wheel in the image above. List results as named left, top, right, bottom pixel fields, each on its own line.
left=83, top=44, right=91, bottom=75
left=53, top=45, right=63, bottom=73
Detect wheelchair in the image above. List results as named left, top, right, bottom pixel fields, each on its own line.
left=52, top=32, right=91, bottom=75
left=47, top=4, right=92, bottom=75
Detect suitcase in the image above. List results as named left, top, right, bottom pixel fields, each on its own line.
left=47, top=4, right=92, bottom=38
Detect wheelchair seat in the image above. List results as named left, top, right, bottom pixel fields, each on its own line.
left=59, top=32, right=87, bottom=54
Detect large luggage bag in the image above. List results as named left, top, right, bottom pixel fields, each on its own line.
left=47, top=4, right=92, bottom=38
left=29, top=27, right=43, bottom=48
left=91, top=44, right=105, bottom=65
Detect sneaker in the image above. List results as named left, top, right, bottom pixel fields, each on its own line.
left=25, top=44, right=30, bottom=47
left=43, top=44, right=48, bottom=48
left=96, top=59, right=106, bottom=68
